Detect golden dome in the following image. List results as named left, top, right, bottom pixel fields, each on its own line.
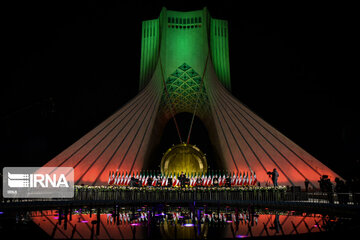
left=160, top=143, right=208, bottom=175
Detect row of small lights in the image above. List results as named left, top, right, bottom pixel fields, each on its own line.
left=168, top=24, right=202, bottom=29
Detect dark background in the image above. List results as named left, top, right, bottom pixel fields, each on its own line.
left=2, top=1, right=359, bottom=179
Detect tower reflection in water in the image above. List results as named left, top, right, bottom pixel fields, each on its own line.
left=30, top=206, right=342, bottom=239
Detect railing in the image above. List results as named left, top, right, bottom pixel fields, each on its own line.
left=1, top=187, right=360, bottom=206
left=72, top=188, right=360, bottom=205
left=74, top=188, right=285, bottom=202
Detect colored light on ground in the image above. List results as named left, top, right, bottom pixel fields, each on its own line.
left=0, top=212, right=4, bottom=214
left=81, top=220, right=88, bottom=223
left=53, top=217, right=59, bottom=219
left=183, top=223, right=195, bottom=227
left=155, top=213, right=165, bottom=216
left=226, top=220, right=233, bottom=223
left=131, top=223, right=141, bottom=226
left=236, top=235, right=248, bottom=238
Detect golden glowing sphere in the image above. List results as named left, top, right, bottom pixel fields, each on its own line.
left=160, top=143, right=207, bottom=175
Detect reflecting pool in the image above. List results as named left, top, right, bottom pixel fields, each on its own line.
left=0, top=205, right=358, bottom=239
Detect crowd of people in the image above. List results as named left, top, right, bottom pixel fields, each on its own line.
left=317, top=174, right=360, bottom=204
left=108, top=170, right=258, bottom=188
left=108, top=169, right=283, bottom=188
left=108, top=168, right=360, bottom=204
left=129, top=172, right=233, bottom=188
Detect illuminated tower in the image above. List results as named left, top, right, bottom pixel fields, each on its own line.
left=44, top=7, right=341, bottom=188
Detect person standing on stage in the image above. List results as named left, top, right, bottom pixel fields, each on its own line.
left=179, top=172, right=186, bottom=188
left=271, top=168, right=279, bottom=187
left=304, top=179, right=310, bottom=192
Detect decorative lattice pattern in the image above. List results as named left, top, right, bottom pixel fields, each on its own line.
left=160, top=63, right=209, bottom=117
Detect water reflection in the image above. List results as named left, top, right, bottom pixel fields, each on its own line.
left=29, top=206, right=347, bottom=239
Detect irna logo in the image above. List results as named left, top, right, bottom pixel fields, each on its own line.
left=3, top=167, right=74, bottom=198
left=8, top=172, right=69, bottom=188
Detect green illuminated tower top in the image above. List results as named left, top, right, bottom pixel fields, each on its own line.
left=139, top=7, right=231, bottom=92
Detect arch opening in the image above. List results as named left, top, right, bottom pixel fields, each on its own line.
left=145, top=112, right=222, bottom=171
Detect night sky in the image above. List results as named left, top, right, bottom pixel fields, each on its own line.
left=2, top=1, right=359, bottom=179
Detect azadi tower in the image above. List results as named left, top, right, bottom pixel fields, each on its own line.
left=44, top=7, right=341, bottom=188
